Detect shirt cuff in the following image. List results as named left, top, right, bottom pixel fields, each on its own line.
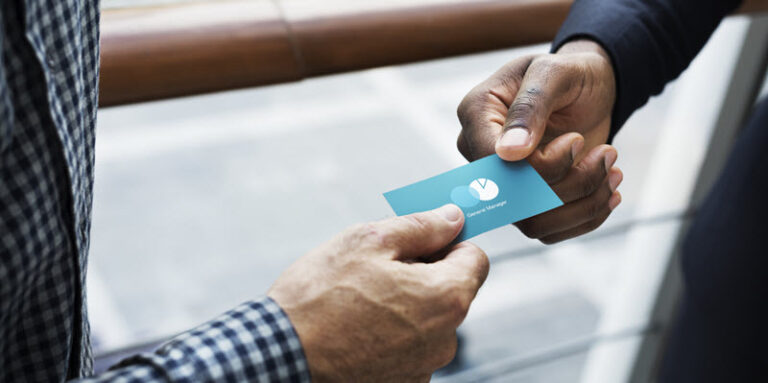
left=107, top=297, right=311, bottom=382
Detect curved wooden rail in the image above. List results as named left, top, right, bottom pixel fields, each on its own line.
left=99, top=0, right=768, bottom=107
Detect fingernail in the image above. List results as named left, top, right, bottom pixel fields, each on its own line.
left=604, top=150, right=617, bottom=170
left=608, top=193, right=621, bottom=211
left=608, top=171, right=623, bottom=192
left=498, top=127, right=530, bottom=148
left=434, top=204, right=462, bottom=222
left=571, top=139, right=584, bottom=160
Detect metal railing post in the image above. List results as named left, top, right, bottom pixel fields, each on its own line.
left=627, top=15, right=768, bottom=382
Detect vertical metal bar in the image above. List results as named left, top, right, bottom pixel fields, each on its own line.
left=578, top=16, right=758, bottom=383
left=627, top=15, right=768, bottom=382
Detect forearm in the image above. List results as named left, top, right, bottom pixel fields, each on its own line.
left=552, top=0, right=743, bottom=140
left=74, top=298, right=310, bottom=382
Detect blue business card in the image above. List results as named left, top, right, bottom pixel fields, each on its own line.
left=383, top=155, right=563, bottom=242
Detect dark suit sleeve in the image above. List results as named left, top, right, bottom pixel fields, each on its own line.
left=551, top=0, right=743, bottom=141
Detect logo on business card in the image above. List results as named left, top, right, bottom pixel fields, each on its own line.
left=450, top=178, right=499, bottom=207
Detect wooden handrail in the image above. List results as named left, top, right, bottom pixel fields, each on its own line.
left=99, top=0, right=768, bottom=107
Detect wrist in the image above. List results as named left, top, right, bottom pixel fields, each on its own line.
left=268, top=292, right=344, bottom=382
left=556, top=39, right=610, bottom=61
left=555, top=39, right=615, bottom=86
left=556, top=38, right=616, bottom=104
left=553, top=38, right=617, bottom=144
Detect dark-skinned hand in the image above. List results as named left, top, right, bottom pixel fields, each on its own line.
left=457, top=40, right=622, bottom=244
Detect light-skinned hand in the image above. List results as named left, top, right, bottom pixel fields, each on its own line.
left=268, top=204, right=489, bottom=382
left=456, top=39, right=622, bottom=243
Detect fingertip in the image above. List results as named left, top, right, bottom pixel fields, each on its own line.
left=433, top=204, right=464, bottom=224
left=608, top=167, right=623, bottom=192
left=495, top=140, right=533, bottom=162
left=382, top=206, right=465, bottom=259
left=603, top=147, right=618, bottom=170
left=496, top=127, right=532, bottom=161
left=570, top=135, right=585, bottom=160
left=609, top=191, right=622, bottom=210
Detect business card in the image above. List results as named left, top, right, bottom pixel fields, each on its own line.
left=383, top=155, right=562, bottom=242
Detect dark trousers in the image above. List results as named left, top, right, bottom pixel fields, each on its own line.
left=659, top=98, right=768, bottom=382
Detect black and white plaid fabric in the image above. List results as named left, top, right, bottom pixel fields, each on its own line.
left=1, top=0, right=310, bottom=381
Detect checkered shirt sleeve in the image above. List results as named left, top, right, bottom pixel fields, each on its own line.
left=76, top=297, right=311, bottom=383
left=2, top=1, right=311, bottom=381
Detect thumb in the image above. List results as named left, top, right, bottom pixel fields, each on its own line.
left=496, top=59, right=573, bottom=161
left=376, top=204, right=464, bottom=260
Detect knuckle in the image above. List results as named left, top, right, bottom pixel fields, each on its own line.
left=457, top=97, right=470, bottom=120
left=445, top=291, right=471, bottom=323
left=436, top=337, right=459, bottom=368
left=586, top=198, right=604, bottom=220
left=533, top=151, right=571, bottom=184
left=532, top=55, right=559, bottom=72
left=457, top=134, right=471, bottom=160
left=552, top=159, right=574, bottom=179
left=501, top=54, right=538, bottom=75
left=463, top=243, right=491, bottom=282
left=342, top=223, right=368, bottom=242
left=535, top=56, right=570, bottom=79
left=507, top=97, right=536, bottom=123
left=401, top=213, right=432, bottom=235
left=575, top=164, right=601, bottom=198
left=345, top=222, right=387, bottom=248
left=474, top=248, right=491, bottom=279
left=532, top=56, right=582, bottom=91
left=457, top=90, right=484, bottom=125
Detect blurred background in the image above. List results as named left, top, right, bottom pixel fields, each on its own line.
left=92, top=0, right=766, bottom=381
